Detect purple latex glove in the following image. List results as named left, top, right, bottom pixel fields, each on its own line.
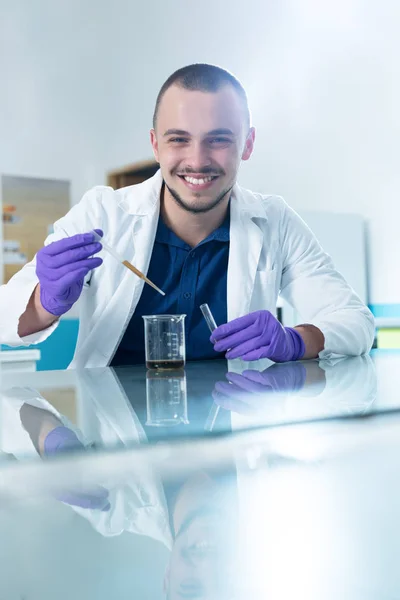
left=212, top=363, right=307, bottom=414
left=210, top=310, right=305, bottom=362
left=36, top=230, right=103, bottom=316
left=44, top=426, right=110, bottom=511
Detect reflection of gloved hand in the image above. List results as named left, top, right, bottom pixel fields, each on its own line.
left=212, top=363, right=307, bottom=413
left=36, top=231, right=103, bottom=316
left=211, top=310, right=305, bottom=362
left=44, top=426, right=110, bottom=511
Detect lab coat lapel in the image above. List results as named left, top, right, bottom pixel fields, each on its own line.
left=118, top=171, right=162, bottom=313
left=110, top=192, right=160, bottom=351
left=81, top=177, right=161, bottom=367
left=228, top=186, right=264, bottom=320
left=127, top=211, right=159, bottom=302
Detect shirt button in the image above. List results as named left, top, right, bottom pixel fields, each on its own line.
left=190, top=251, right=196, bottom=258
left=183, top=292, right=192, bottom=299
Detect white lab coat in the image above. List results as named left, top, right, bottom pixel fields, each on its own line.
left=0, top=170, right=374, bottom=367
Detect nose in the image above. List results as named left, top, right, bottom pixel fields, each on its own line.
left=186, top=140, right=212, bottom=172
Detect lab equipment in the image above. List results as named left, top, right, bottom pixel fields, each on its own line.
left=200, top=303, right=221, bottom=432
left=204, top=402, right=221, bottom=432
left=91, top=230, right=165, bottom=297
left=200, top=303, right=218, bottom=333
left=146, top=369, right=189, bottom=426
left=211, top=310, right=305, bottom=362
left=142, top=314, right=186, bottom=369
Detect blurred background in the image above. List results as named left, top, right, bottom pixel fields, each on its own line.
left=1, top=0, right=399, bottom=368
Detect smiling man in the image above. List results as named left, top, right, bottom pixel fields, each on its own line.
left=1, top=63, right=374, bottom=366
left=163, top=470, right=237, bottom=600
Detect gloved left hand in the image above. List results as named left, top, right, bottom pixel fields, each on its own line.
left=212, top=363, right=307, bottom=414
left=211, top=310, right=305, bottom=362
left=215, top=362, right=307, bottom=397
left=44, top=426, right=110, bottom=511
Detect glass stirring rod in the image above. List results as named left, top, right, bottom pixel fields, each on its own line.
left=90, top=230, right=165, bottom=296
left=200, top=304, right=221, bottom=432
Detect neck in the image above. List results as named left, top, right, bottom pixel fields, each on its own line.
left=160, top=185, right=230, bottom=248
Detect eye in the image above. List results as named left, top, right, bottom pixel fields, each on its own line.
left=169, top=137, right=189, bottom=144
left=208, top=137, right=233, bottom=145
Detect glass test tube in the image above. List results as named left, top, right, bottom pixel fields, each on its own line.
left=200, top=303, right=221, bottom=432
left=200, top=303, right=218, bottom=333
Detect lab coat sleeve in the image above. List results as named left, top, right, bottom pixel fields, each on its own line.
left=278, top=199, right=375, bottom=358
left=0, top=186, right=112, bottom=347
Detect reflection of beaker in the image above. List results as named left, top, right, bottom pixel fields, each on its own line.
left=146, top=369, right=189, bottom=427
left=142, top=314, right=186, bottom=370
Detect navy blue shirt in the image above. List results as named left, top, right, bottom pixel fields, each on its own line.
left=111, top=208, right=230, bottom=366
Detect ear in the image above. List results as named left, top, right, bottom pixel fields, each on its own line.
left=241, top=127, right=256, bottom=161
left=150, top=129, right=160, bottom=163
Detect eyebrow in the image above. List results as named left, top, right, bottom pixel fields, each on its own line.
left=163, top=129, right=190, bottom=137
left=163, top=128, right=235, bottom=137
left=206, top=128, right=235, bottom=136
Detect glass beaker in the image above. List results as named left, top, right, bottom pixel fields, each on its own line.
left=142, top=314, right=186, bottom=369
left=146, top=369, right=189, bottom=426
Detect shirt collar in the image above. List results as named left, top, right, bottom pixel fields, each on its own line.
left=155, top=202, right=231, bottom=248
left=155, top=216, right=189, bottom=249
left=206, top=203, right=230, bottom=243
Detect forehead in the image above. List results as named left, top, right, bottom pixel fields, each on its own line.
left=156, top=84, right=245, bottom=135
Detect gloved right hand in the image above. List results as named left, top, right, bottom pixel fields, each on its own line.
left=36, top=231, right=103, bottom=316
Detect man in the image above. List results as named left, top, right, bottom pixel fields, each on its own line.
left=0, top=64, right=374, bottom=367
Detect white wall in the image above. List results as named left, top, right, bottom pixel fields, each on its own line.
left=1, top=0, right=399, bottom=305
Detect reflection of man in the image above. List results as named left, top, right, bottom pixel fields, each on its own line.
left=2, top=380, right=238, bottom=599
left=2, top=63, right=373, bottom=367
left=21, top=408, right=237, bottom=599
left=163, top=471, right=236, bottom=600
left=213, top=361, right=324, bottom=414
left=214, top=356, right=376, bottom=420
left=18, top=402, right=111, bottom=510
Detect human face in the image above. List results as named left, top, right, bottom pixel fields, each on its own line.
left=164, top=473, right=236, bottom=599
left=151, top=84, right=255, bottom=214
left=165, top=508, right=233, bottom=600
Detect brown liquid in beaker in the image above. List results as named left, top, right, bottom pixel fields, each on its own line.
left=146, top=359, right=185, bottom=370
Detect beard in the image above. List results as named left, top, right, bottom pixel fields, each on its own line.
left=164, top=180, right=234, bottom=214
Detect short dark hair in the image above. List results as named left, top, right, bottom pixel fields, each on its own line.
left=153, top=63, right=251, bottom=129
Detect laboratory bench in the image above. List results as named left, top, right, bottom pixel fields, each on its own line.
left=1, top=350, right=400, bottom=598
left=0, top=348, right=41, bottom=371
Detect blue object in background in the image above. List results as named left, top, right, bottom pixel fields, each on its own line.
left=369, top=304, right=400, bottom=318
left=1, top=319, right=79, bottom=370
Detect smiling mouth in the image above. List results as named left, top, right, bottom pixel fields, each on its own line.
left=177, top=174, right=220, bottom=189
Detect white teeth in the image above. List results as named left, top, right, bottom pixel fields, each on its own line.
left=183, top=176, right=214, bottom=185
